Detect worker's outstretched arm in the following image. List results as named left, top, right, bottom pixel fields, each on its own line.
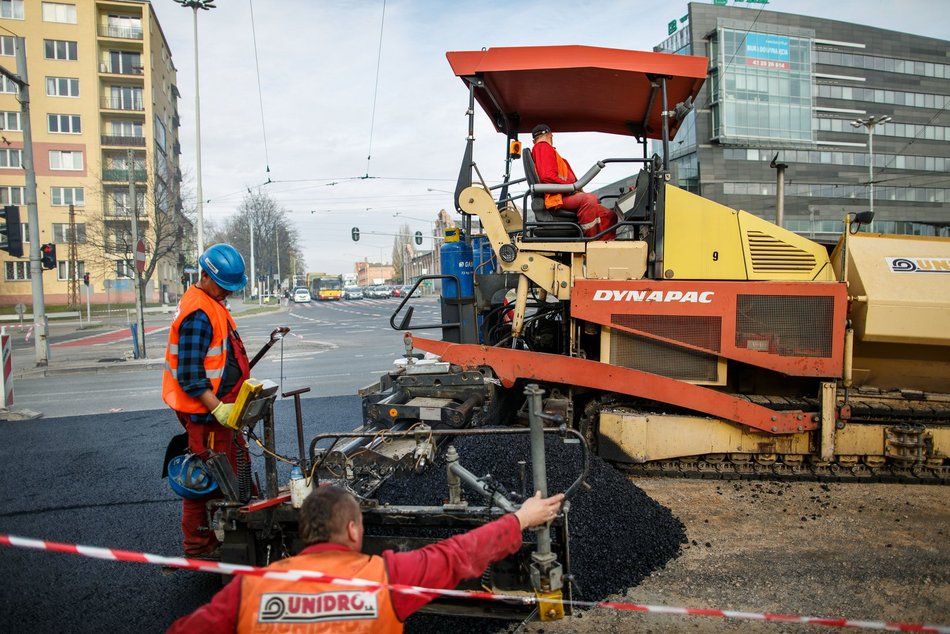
left=385, top=491, right=565, bottom=620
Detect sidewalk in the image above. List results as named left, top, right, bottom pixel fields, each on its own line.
left=11, top=297, right=285, bottom=379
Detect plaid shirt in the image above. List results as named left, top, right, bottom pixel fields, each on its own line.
left=177, top=310, right=220, bottom=424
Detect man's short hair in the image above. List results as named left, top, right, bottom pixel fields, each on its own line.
left=298, top=485, right=361, bottom=545
left=531, top=123, right=551, bottom=139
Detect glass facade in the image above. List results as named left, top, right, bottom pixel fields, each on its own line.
left=711, top=28, right=813, bottom=145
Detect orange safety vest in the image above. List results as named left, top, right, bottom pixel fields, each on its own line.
left=542, top=149, right=574, bottom=210
left=162, top=285, right=237, bottom=414
left=237, top=550, right=401, bottom=634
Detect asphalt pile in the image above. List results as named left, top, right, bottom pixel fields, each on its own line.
left=371, top=431, right=687, bottom=632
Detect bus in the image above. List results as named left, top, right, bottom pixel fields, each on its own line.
left=309, top=274, right=343, bottom=301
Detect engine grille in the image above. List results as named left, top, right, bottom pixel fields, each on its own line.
left=747, top=230, right=817, bottom=273
left=609, top=330, right=719, bottom=381
left=611, top=314, right=722, bottom=353
left=736, top=294, right=834, bottom=358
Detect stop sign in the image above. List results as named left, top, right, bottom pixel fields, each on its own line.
left=135, top=239, right=146, bottom=273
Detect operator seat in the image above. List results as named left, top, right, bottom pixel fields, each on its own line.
left=522, top=149, right=582, bottom=239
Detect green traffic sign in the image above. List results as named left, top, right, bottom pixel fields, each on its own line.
left=668, top=19, right=677, bottom=35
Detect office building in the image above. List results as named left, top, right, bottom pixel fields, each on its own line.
left=655, top=2, right=950, bottom=239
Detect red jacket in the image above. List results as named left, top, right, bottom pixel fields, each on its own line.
left=167, top=513, right=522, bottom=632
left=532, top=141, right=577, bottom=185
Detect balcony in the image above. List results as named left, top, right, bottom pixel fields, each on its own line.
left=173, top=141, right=181, bottom=155
left=99, top=63, right=144, bottom=76
left=101, top=97, right=144, bottom=112
left=98, top=25, right=143, bottom=40
left=171, top=114, right=180, bottom=129
left=104, top=206, right=148, bottom=219
left=103, top=169, right=146, bottom=182
left=101, top=135, right=146, bottom=147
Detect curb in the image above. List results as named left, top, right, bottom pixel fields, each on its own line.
left=14, top=359, right=165, bottom=379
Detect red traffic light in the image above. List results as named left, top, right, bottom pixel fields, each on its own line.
left=82, top=272, right=90, bottom=286
left=40, top=243, right=57, bottom=270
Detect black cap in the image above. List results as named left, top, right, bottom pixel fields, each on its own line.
left=531, top=123, right=551, bottom=138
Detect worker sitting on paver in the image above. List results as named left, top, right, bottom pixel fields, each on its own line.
left=168, top=484, right=565, bottom=632
left=531, top=123, right=617, bottom=240
left=162, top=243, right=251, bottom=560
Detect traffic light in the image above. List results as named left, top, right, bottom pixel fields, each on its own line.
left=351, top=227, right=360, bottom=242
left=82, top=272, right=89, bottom=286
left=0, top=205, right=23, bottom=257
left=414, top=231, right=423, bottom=246
left=40, top=243, right=56, bottom=270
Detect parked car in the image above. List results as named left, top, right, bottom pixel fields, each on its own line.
left=391, top=285, right=415, bottom=298
left=293, top=288, right=311, bottom=303
left=343, top=286, right=364, bottom=300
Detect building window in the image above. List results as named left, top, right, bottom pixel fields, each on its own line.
left=0, top=35, right=14, bottom=55
left=154, top=115, right=167, bottom=151
left=108, top=85, right=142, bottom=110
left=0, top=75, right=17, bottom=94
left=49, top=150, right=83, bottom=171
left=48, top=113, right=80, bottom=134
left=51, top=186, right=84, bottom=206
left=5, top=261, right=30, bottom=281
left=107, top=14, right=142, bottom=39
left=711, top=29, right=814, bottom=145
left=107, top=190, right=145, bottom=215
left=0, top=185, right=23, bottom=205
left=0, top=148, right=21, bottom=168
left=108, top=50, right=141, bottom=75
left=111, top=120, right=143, bottom=138
left=52, top=223, right=85, bottom=244
left=46, top=76, right=79, bottom=97
left=0, top=1, right=24, bottom=20
left=42, top=2, right=76, bottom=24
left=0, top=111, right=21, bottom=131
left=116, top=259, right=135, bottom=278
left=57, top=259, right=84, bottom=281
left=44, top=39, right=77, bottom=61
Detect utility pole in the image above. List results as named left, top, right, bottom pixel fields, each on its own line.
left=249, top=220, right=257, bottom=305
left=128, top=148, right=146, bottom=357
left=67, top=204, right=78, bottom=308
left=4, top=38, right=49, bottom=365
left=275, top=230, right=280, bottom=293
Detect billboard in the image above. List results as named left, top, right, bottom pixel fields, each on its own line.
left=745, top=33, right=790, bottom=69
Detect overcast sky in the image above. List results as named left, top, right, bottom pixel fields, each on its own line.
left=148, top=0, right=950, bottom=276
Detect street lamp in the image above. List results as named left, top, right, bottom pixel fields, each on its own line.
left=173, top=0, right=216, bottom=258
left=850, top=115, right=892, bottom=227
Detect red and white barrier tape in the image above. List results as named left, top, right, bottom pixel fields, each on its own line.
left=1, top=533, right=947, bottom=633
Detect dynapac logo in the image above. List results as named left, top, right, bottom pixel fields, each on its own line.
left=886, top=257, right=950, bottom=273
left=592, top=289, right=715, bottom=303
left=258, top=591, right=378, bottom=623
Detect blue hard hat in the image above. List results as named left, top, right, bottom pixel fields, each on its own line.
left=199, top=244, right=248, bottom=291
left=168, top=453, right=219, bottom=500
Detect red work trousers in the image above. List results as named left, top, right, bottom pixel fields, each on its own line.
left=176, top=413, right=239, bottom=556
left=559, top=192, right=617, bottom=239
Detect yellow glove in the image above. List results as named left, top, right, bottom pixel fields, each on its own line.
left=211, top=402, right=234, bottom=427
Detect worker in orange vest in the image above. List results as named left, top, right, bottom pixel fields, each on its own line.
left=162, top=243, right=250, bottom=559
left=168, top=484, right=565, bottom=632
left=531, top=123, right=617, bottom=239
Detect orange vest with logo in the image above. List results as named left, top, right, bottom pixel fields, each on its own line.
left=162, top=285, right=237, bottom=414
left=237, top=550, right=401, bottom=634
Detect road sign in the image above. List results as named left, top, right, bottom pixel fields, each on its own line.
left=135, top=239, right=145, bottom=274
left=183, top=266, right=198, bottom=274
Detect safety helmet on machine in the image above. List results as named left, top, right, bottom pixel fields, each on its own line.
left=167, top=453, right=219, bottom=500
left=199, top=244, right=248, bottom=292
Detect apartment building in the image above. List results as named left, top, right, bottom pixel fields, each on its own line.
left=0, top=0, right=187, bottom=307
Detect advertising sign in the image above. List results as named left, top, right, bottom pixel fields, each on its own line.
left=745, top=32, right=790, bottom=69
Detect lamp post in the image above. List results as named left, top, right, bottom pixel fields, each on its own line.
left=174, top=0, right=216, bottom=258
left=850, top=115, right=891, bottom=229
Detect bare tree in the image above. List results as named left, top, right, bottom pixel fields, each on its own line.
left=208, top=191, right=305, bottom=292
left=84, top=151, right=194, bottom=292
left=391, top=223, right=413, bottom=283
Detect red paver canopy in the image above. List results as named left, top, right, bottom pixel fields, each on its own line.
left=446, top=45, right=707, bottom=139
